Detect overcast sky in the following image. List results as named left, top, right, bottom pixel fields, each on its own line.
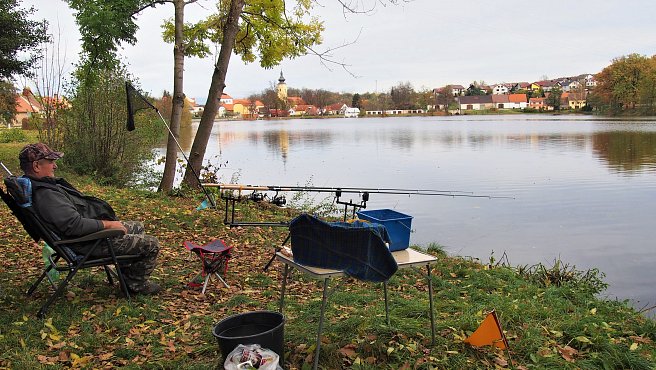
left=22, top=0, right=656, bottom=103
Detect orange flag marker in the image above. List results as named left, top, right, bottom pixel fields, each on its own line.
left=464, top=310, right=509, bottom=350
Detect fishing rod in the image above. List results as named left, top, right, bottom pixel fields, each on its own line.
left=202, top=183, right=509, bottom=198
left=203, top=182, right=513, bottom=227
left=125, top=81, right=216, bottom=209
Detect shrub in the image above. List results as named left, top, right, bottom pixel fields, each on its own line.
left=62, top=65, right=164, bottom=186
left=0, top=129, right=27, bottom=143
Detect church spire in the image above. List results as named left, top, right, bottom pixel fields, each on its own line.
left=278, top=70, right=286, bottom=83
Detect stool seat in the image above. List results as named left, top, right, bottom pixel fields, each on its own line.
left=183, top=239, right=233, bottom=293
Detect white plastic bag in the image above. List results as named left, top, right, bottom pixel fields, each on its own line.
left=223, top=344, right=283, bottom=370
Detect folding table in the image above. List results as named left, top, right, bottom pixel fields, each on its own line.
left=276, top=248, right=437, bottom=370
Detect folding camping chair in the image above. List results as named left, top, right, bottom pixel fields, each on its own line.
left=0, top=175, right=141, bottom=318
left=183, top=239, right=233, bottom=294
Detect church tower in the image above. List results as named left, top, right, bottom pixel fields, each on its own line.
left=276, top=71, right=288, bottom=102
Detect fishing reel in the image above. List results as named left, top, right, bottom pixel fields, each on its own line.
left=245, top=190, right=285, bottom=206
left=270, top=193, right=287, bottom=207
left=248, top=191, right=266, bottom=202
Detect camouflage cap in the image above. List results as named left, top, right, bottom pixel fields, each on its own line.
left=19, top=143, right=64, bottom=165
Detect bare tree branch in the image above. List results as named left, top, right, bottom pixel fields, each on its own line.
left=241, top=5, right=364, bottom=77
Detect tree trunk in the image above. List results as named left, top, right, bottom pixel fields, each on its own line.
left=182, top=0, right=245, bottom=188
left=158, top=0, right=185, bottom=192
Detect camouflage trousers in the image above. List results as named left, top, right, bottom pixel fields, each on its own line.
left=71, top=221, right=159, bottom=292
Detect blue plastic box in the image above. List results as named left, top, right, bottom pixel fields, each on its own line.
left=356, top=209, right=413, bottom=251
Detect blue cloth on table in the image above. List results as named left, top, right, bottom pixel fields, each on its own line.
left=288, top=213, right=398, bottom=282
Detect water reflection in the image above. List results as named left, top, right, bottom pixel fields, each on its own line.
left=593, top=131, right=656, bottom=173
left=178, top=122, right=195, bottom=152
left=210, top=123, right=656, bottom=174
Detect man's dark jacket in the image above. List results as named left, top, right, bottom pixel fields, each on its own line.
left=28, top=176, right=117, bottom=238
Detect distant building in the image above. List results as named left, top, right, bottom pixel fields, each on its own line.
left=12, top=88, right=43, bottom=128
left=217, top=93, right=234, bottom=117
left=187, top=97, right=204, bottom=117
left=324, top=102, right=348, bottom=115
left=287, top=96, right=306, bottom=107
left=276, top=71, right=287, bottom=101
left=344, top=107, right=360, bottom=117
left=529, top=97, right=548, bottom=110
left=492, top=84, right=510, bottom=95
left=458, top=95, right=493, bottom=110
left=434, top=84, right=466, bottom=97
left=289, top=104, right=318, bottom=116
left=491, top=94, right=509, bottom=108
left=567, top=91, right=587, bottom=109
left=508, top=94, right=528, bottom=109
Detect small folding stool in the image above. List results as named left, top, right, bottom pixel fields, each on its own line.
left=183, top=239, right=233, bottom=294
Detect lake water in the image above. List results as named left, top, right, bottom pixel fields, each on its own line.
left=157, top=115, right=656, bottom=313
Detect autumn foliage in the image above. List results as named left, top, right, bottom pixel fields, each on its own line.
left=592, top=53, right=656, bottom=115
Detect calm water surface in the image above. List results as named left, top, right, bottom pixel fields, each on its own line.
left=160, top=115, right=656, bottom=312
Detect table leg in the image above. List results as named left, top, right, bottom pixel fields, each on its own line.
left=427, top=264, right=435, bottom=345
left=384, top=280, right=390, bottom=326
left=313, top=277, right=330, bottom=370
left=279, top=263, right=289, bottom=313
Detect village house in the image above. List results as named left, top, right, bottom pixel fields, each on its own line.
left=323, top=102, right=348, bottom=115
left=451, top=85, right=466, bottom=96
left=187, top=97, right=204, bottom=117
left=12, top=88, right=42, bottom=128
left=515, top=82, right=531, bottom=91
left=492, top=84, right=510, bottom=95
left=287, top=96, right=306, bottom=107
left=434, top=85, right=466, bottom=97
left=365, top=109, right=425, bottom=115
left=217, top=93, right=234, bottom=117
left=508, top=93, right=529, bottom=109
left=533, top=80, right=558, bottom=93
left=566, top=91, right=588, bottom=109
left=581, top=74, right=597, bottom=88
left=529, top=97, right=549, bottom=110
left=457, top=95, right=494, bottom=111
left=231, top=99, right=264, bottom=118
left=491, top=94, right=509, bottom=108
left=289, top=104, right=318, bottom=116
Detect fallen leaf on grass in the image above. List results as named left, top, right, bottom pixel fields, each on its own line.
left=338, top=345, right=356, bottom=358
left=557, top=345, right=578, bottom=363
left=98, top=352, right=114, bottom=361
left=37, top=355, right=57, bottom=365
left=47, top=341, right=66, bottom=350
left=574, top=335, right=592, bottom=344
left=629, top=335, right=652, bottom=344
left=494, top=356, right=508, bottom=367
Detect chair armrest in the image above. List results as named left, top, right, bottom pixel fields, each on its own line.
left=54, top=228, right=126, bottom=245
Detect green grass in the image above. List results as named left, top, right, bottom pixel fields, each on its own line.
left=0, top=134, right=654, bottom=369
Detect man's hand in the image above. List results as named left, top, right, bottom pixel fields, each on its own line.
left=102, top=220, right=128, bottom=234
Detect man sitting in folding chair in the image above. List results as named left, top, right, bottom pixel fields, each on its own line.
left=18, top=143, right=161, bottom=295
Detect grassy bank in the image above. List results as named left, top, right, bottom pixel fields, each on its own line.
left=0, top=140, right=654, bottom=369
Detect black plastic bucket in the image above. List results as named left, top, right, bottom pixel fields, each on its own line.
left=213, top=310, right=285, bottom=360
